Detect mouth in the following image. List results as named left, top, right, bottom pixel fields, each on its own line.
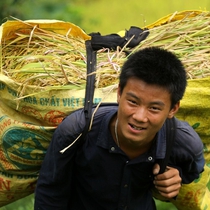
left=129, top=123, right=146, bottom=131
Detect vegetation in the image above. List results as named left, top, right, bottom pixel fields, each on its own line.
left=0, top=0, right=83, bottom=26
left=1, top=0, right=209, bottom=33
left=0, top=194, right=177, bottom=210
left=77, top=0, right=210, bottom=34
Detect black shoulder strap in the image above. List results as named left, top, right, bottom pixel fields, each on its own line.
left=158, top=117, right=176, bottom=174
left=82, top=41, right=119, bottom=141
left=82, top=40, right=97, bottom=137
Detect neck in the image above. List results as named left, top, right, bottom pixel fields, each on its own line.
left=110, top=116, right=153, bottom=159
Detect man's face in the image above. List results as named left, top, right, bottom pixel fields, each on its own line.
left=117, top=77, right=179, bottom=148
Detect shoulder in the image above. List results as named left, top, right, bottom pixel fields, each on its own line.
left=56, top=108, right=86, bottom=140
left=58, top=103, right=118, bottom=137
left=170, top=118, right=205, bottom=183
left=174, top=117, right=203, bottom=155
left=92, top=103, right=118, bottom=121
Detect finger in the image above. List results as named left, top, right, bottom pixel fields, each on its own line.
left=155, top=180, right=181, bottom=190
left=157, top=188, right=180, bottom=199
left=155, top=166, right=179, bottom=180
left=153, top=163, right=160, bottom=175
left=154, top=173, right=181, bottom=186
left=154, top=180, right=181, bottom=198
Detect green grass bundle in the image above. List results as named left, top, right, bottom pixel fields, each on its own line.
left=1, top=11, right=210, bottom=100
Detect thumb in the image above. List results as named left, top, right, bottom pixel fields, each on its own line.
left=153, top=163, right=160, bottom=175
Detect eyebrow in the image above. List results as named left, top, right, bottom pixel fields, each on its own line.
left=126, top=92, right=166, bottom=107
left=126, top=92, right=139, bottom=100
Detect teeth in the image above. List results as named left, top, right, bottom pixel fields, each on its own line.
left=132, top=125, right=143, bottom=130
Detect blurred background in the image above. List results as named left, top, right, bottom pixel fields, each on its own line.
left=1, top=0, right=210, bottom=34
left=0, top=0, right=209, bottom=209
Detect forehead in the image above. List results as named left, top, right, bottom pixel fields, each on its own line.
left=124, top=77, right=169, bottom=91
left=120, top=77, right=172, bottom=103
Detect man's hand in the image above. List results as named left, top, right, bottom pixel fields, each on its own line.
left=152, top=163, right=182, bottom=198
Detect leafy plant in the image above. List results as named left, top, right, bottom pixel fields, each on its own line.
left=0, top=195, right=177, bottom=210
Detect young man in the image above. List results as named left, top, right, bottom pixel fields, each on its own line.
left=34, top=47, right=205, bottom=210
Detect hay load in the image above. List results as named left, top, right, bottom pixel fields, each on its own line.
left=1, top=11, right=210, bottom=96
left=1, top=18, right=126, bottom=90
left=138, top=10, right=210, bottom=79
left=1, top=11, right=210, bottom=124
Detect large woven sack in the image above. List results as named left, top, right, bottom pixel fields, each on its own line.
left=145, top=11, right=210, bottom=210
left=0, top=19, right=92, bottom=207
left=0, top=18, right=119, bottom=206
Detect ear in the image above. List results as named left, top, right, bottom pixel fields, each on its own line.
left=117, top=85, right=121, bottom=103
left=168, top=102, right=180, bottom=119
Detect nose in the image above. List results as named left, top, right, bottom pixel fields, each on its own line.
left=132, top=106, right=148, bottom=123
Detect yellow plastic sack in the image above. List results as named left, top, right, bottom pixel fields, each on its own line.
left=0, top=99, right=54, bottom=206
left=0, top=19, right=90, bottom=42
left=0, top=19, right=118, bottom=206
left=168, top=78, right=210, bottom=209
left=176, top=77, right=210, bottom=145
left=145, top=10, right=209, bottom=29
left=0, top=19, right=92, bottom=207
left=146, top=11, right=210, bottom=210
left=153, top=165, right=210, bottom=210
left=171, top=165, right=210, bottom=210
left=152, top=78, right=210, bottom=210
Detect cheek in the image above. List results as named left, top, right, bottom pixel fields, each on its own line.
left=118, top=104, right=131, bottom=120
left=154, top=119, right=167, bottom=131
left=119, top=101, right=132, bottom=113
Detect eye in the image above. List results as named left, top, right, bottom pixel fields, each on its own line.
left=150, top=106, right=161, bottom=111
left=128, top=99, right=137, bottom=105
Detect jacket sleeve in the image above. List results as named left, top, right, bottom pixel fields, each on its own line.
left=34, top=110, right=85, bottom=210
left=169, top=119, right=205, bottom=184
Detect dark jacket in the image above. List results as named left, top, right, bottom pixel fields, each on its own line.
left=34, top=105, right=205, bottom=210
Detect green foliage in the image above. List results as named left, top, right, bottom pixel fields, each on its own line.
left=0, top=0, right=24, bottom=22
left=0, top=0, right=83, bottom=26
left=155, top=199, right=177, bottom=210
left=0, top=194, right=34, bottom=210
left=1, top=0, right=209, bottom=33
left=76, top=0, right=210, bottom=34
left=0, top=194, right=177, bottom=210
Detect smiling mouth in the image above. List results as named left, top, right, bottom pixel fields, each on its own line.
left=130, top=124, right=145, bottom=130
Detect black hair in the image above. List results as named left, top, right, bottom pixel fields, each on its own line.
left=119, top=47, right=187, bottom=108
